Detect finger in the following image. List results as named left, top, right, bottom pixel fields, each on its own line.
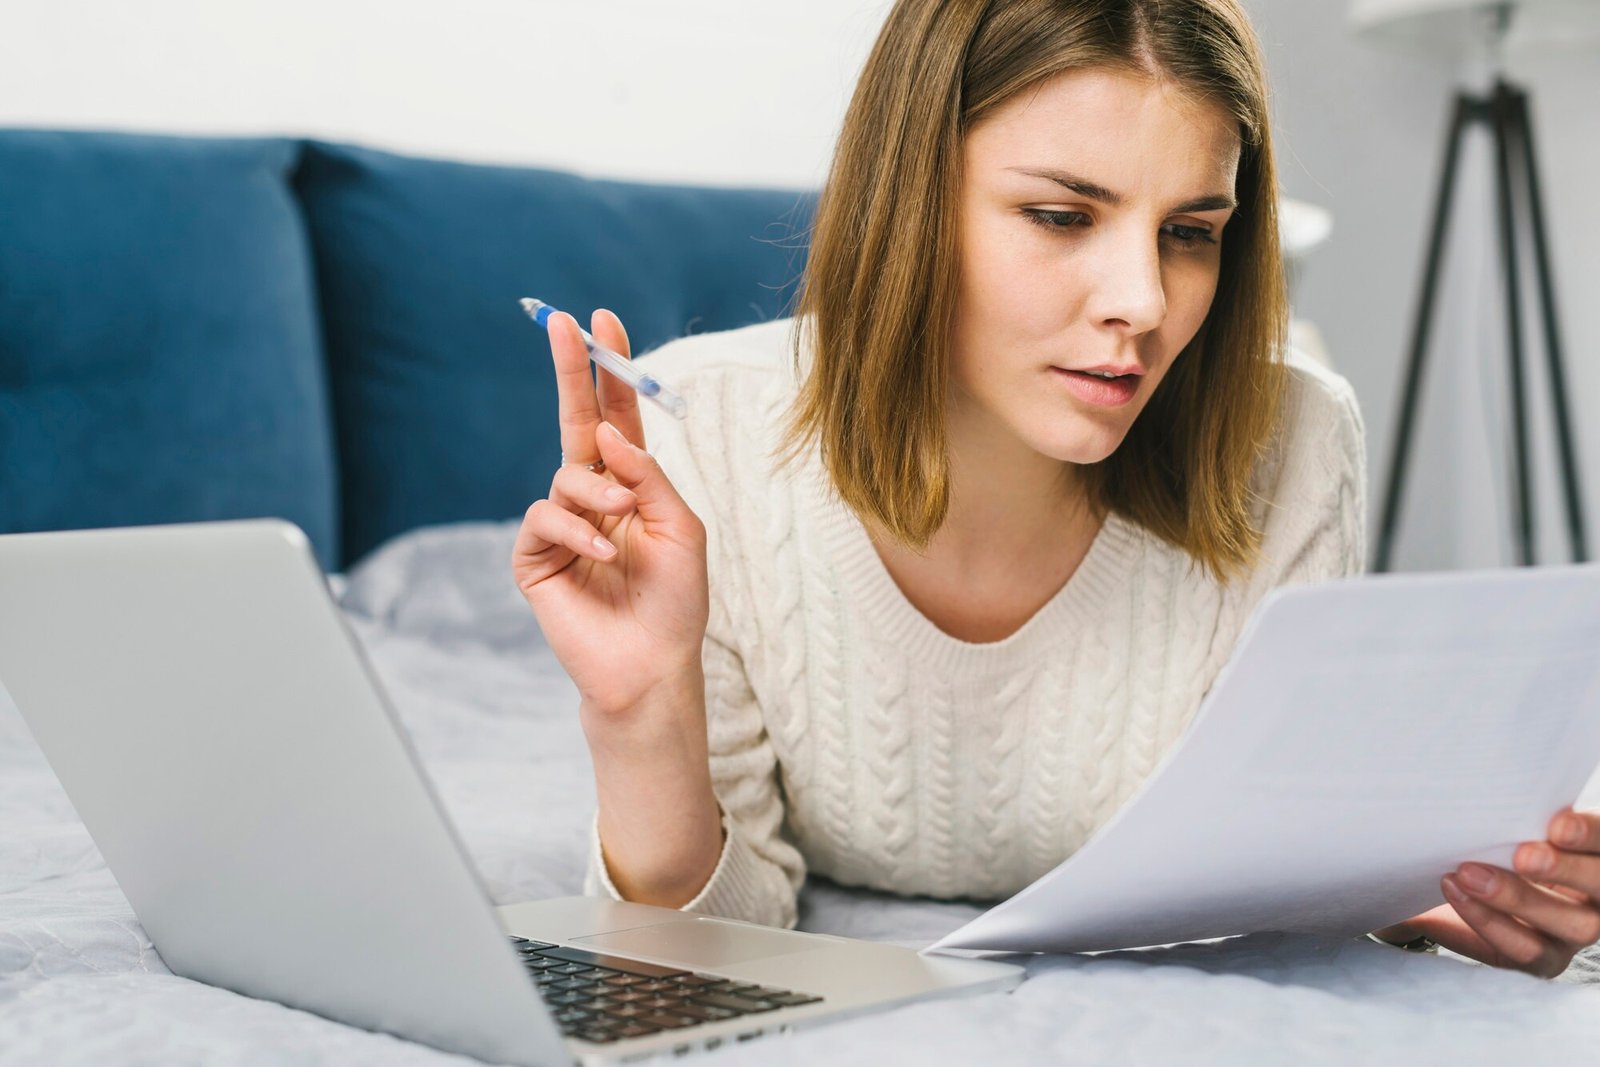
left=594, top=419, right=701, bottom=532
left=549, top=311, right=603, bottom=467
left=590, top=308, right=647, bottom=450
left=550, top=463, right=637, bottom=517
left=1455, top=860, right=1600, bottom=948
left=1543, top=883, right=1592, bottom=904
left=1548, top=807, right=1600, bottom=852
left=1441, top=874, right=1571, bottom=976
left=513, top=498, right=618, bottom=567
left=1513, top=840, right=1600, bottom=902
left=511, top=500, right=573, bottom=584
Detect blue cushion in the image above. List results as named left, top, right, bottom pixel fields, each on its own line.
left=0, top=130, right=340, bottom=569
left=293, top=140, right=814, bottom=567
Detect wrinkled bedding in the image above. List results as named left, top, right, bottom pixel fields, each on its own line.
left=4, top=520, right=1599, bottom=1065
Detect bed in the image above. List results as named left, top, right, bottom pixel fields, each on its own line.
left=5, top=519, right=1599, bottom=1065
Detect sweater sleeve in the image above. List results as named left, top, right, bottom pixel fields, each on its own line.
left=582, top=349, right=807, bottom=929
left=581, top=619, right=807, bottom=928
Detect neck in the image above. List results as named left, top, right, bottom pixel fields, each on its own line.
left=922, top=390, right=1095, bottom=567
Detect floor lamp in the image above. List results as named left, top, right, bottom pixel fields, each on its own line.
left=1349, top=0, right=1596, bottom=571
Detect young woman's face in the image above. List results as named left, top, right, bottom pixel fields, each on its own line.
left=949, top=66, right=1241, bottom=467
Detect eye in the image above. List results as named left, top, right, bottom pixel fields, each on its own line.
left=1021, top=210, right=1218, bottom=250
left=1161, top=223, right=1217, bottom=248
left=1021, top=209, right=1090, bottom=231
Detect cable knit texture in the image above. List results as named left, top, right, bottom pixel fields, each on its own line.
left=585, top=317, right=1368, bottom=929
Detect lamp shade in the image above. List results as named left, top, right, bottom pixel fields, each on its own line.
left=1280, top=197, right=1334, bottom=260
left=1350, top=0, right=1600, bottom=55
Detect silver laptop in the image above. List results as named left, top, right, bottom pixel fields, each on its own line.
left=0, top=519, right=1022, bottom=1065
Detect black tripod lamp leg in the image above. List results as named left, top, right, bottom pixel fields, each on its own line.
left=1492, top=82, right=1536, bottom=566
left=1375, top=94, right=1475, bottom=573
left=1510, top=87, right=1590, bottom=563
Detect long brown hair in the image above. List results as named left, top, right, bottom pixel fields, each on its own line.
left=781, top=0, right=1288, bottom=585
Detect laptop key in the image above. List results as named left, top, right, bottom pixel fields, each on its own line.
left=536, top=946, right=687, bottom=979
left=639, top=1013, right=699, bottom=1030
left=509, top=938, right=557, bottom=950
left=673, top=1002, right=740, bottom=1022
left=639, top=996, right=686, bottom=1010
left=766, top=992, right=823, bottom=1007
left=610, top=1023, right=662, bottom=1039
left=604, top=1005, right=653, bottom=1020
left=728, top=984, right=785, bottom=998
left=551, top=963, right=597, bottom=976
left=577, top=1029, right=621, bottom=1044
left=694, top=992, right=779, bottom=1013
left=634, top=980, right=678, bottom=994
left=601, top=973, right=646, bottom=987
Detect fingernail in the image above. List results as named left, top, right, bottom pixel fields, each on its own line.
left=592, top=535, right=615, bottom=556
left=1518, top=843, right=1555, bottom=875
left=605, top=485, right=632, bottom=503
left=1457, top=864, right=1496, bottom=895
left=1556, top=815, right=1585, bottom=847
left=601, top=420, right=628, bottom=444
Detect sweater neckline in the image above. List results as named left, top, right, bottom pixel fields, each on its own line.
left=805, top=461, right=1144, bottom=667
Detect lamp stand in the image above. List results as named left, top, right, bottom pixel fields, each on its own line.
left=1373, top=78, right=1589, bottom=571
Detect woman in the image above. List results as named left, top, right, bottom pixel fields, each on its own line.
left=512, top=0, right=1600, bottom=978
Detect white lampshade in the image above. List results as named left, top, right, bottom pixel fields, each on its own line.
left=1351, top=0, right=1600, bottom=56
left=1280, top=198, right=1334, bottom=260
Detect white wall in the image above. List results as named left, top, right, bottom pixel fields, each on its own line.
left=1249, top=0, right=1600, bottom=573
left=0, top=0, right=892, bottom=187
left=3, top=0, right=1595, bottom=572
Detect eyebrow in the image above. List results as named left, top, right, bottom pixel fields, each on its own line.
left=1006, top=167, right=1237, bottom=214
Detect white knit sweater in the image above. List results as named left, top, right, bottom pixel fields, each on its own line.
left=584, top=318, right=1367, bottom=929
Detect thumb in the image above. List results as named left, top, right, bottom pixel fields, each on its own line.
left=595, top=420, right=694, bottom=528
left=1384, top=903, right=1495, bottom=961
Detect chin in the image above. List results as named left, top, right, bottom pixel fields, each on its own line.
left=1033, top=424, right=1127, bottom=466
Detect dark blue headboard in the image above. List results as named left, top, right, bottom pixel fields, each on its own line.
left=0, top=129, right=815, bottom=570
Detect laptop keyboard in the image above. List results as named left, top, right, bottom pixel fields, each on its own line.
left=509, top=936, right=823, bottom=1045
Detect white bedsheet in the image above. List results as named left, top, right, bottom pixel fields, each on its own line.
left=3, top=521, right=1598, bottom=1065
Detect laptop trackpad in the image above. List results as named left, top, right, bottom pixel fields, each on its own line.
left=572, top=917, right=828, bottom=969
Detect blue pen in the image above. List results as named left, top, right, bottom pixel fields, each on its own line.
left=520, top=298, right=688, bottom=420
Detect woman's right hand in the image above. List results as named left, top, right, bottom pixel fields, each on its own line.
left=515, top=309, right=724, bottom=908
left=512, top=308, right=710, bottom=718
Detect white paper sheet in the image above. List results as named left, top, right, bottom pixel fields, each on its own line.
left=931, top=563, right=1600, bottom=955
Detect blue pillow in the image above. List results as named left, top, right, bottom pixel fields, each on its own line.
left=0, top=130, right=340, bottom=569
left=292, top=140, right=814, bottom=567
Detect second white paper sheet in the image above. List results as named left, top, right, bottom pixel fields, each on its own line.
left=931, top=563, right=1600, bottom=955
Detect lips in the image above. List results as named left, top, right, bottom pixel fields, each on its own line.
left=1050, top=366, right=1141, bottom=407
left=1062, top=365, right=1144, bottom=379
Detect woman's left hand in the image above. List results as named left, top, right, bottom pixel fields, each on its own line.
left=1372, top=806, right=1600, bottom=977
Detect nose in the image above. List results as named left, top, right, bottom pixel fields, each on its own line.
left=1086, top=230, right=1167, bottom=336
